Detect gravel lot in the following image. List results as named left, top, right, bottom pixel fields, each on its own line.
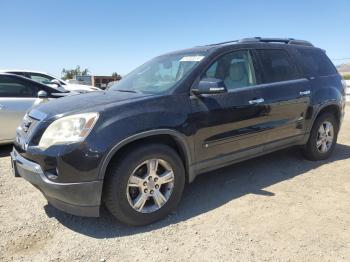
left=1, top=108, right=350, bottom=262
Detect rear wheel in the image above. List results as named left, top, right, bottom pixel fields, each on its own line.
left=103, top=144, right=185, bottom=226
left=303, top=112, right=338, bottom=160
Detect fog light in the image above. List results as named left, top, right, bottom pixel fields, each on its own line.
left=45, top=168, right=59, bottom=180
left=46, top=173, right=58, bottom=180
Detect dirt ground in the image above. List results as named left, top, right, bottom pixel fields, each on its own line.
left=1, top=109, right=350, bottom=262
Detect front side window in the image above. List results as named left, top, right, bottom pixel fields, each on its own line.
left=202, top=50, right=256, bottom=91
left=0, top=76, right=38, bottom=97
left=256, top=49, right=299, bottom=83
left=110, top=53, right=206, bottom=94
left=28, top=73, right=55, bottom=85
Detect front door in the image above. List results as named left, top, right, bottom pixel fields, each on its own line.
left=190, top=50, right=271, bottom=171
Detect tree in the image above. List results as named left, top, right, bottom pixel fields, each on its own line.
left=61, top=66, right=89, bottom=80
left=112, top=72, right=122, bottom=81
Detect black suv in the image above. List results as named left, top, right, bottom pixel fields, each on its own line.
left=11, top=37, right=346, bottom=225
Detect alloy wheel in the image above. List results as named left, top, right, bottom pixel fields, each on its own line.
left=126, top=159, right=175, bottom=213
left=316, top=121, right=334, bottom=153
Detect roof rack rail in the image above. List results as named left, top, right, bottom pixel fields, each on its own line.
left=287, top=39, right=314, bottom=47
left=203, top=37, right=313, bottom=48
left=205, top=40, right=239, bottom=46
left=238, top=37, right=314, bottom=47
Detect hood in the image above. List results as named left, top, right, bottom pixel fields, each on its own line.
left=32, top=90, right=152, bottom=119
left=46, top=84, right=67, bottom=93
left=47, top=83, right=100, bottom=93
left=64, top=83, right=101, bottom=92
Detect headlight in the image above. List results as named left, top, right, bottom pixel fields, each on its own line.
left=38, top=113, right=99, bottom=148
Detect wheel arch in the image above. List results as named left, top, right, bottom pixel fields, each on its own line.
left=98, top=129, right=194, bottom=183
left=311, top=102, right=342, bottom=130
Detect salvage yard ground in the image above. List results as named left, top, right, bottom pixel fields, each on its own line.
left=1, top=108, right=350, bottom=262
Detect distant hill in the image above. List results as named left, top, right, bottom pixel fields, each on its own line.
left=337, top=63, right=350, bottom=73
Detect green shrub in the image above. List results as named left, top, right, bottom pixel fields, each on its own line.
left=343, top=74, right=350, bottom=80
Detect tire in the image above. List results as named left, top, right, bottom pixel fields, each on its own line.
left=303, top=112, right=339, bottom=161
left=103, top=144, right=185, bottom=226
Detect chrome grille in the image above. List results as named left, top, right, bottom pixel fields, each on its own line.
left=19, top=114, right=39, bottom=137
left=15, top=110, right=47, bottom=150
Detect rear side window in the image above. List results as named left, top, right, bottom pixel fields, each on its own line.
left=256, top=49, right=299, bottom=83
left=0, top=76, right=38, bottom=98
left=296, top=47, right=337, bottom=77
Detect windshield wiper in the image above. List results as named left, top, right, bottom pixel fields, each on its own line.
left=113, top=89, right=138, bottom=93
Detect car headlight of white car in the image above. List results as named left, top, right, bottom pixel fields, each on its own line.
left=39, top=113, right=99, bottom=148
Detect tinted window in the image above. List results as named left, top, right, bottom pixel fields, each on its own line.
left=0, top=76, right=38, bottom=97
left=11, top=72, right=27, bottom=77
left=257, top=49, right=299, bottom=83
left=296, top=47, right=337, bottom=77
left=203, top=50, right=256, bottom=90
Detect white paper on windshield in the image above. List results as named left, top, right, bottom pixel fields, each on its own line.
left=180, top=55, right=205, bottom=62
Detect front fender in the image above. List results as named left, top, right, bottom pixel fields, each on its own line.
left=97, top=129, right=195, bottom=181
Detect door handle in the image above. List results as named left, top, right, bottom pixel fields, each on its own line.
left=0, top=104, right=5, bottom=110
left=249, top=98, right=264, bottom=105
left=300, top=90, right=311, bottom=96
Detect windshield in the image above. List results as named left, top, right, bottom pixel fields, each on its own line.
left=110, top=53, right=206, bottom=94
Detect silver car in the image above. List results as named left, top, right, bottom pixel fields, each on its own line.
left=0, top=73, right=70, bottom=145
left=0, top=70, right=100, bottom=93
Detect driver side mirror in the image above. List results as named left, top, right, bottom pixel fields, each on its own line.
left=37, top=90, right=48, bottom=99
left=50, top=79, right=62, bottom=87
left=192, top=78, right=227, bottom=95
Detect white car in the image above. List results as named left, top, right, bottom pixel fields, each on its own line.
left=0, top=70, right=101, bottom=93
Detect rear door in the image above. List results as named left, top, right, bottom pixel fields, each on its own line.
left=252, top=48, right=311, bottom=147
left=0, top=75, right=39, bottom=142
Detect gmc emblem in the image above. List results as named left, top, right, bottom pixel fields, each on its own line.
left=22, top=117, right=32, bottom=133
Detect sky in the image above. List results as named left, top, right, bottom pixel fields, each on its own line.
left=1, top=0, right=349, bottom=77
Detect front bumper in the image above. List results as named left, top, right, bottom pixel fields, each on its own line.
left=11, top=149, right=103, bottom=217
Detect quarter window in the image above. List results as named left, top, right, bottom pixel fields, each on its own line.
left=257, top=49, right=299, bottom=83
left=203, top=50, right=257, bottom=91
left=296, top=47, right=337, bottom=77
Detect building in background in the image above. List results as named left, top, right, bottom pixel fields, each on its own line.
left=75, top=75, right=120, bottom=89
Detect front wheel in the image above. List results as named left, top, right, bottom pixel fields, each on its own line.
left=103, top=144, right=185, bottom=226
left=303, top=112, right=339, bottom=161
